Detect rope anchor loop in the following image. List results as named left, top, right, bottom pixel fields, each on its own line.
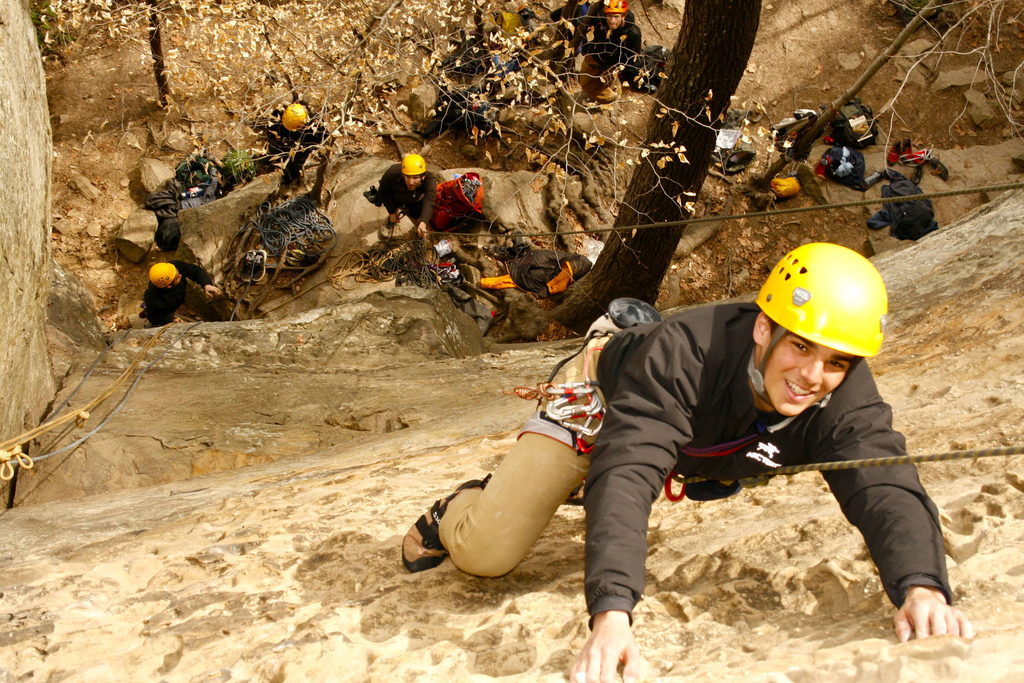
left=0, top=446, right=34, bottom=481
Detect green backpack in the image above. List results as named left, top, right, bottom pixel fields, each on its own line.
left=175, top=154, right=218, bottom=188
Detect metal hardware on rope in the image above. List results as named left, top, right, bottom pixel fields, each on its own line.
left=541, top=382, right=605, bottom=437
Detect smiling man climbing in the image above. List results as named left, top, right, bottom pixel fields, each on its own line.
left=402, top=242, right=972, bottom=682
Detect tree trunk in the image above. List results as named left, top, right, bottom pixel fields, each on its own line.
left=553, top=0, right=762, bottom=333
left=147, top=0, right=170, bottom=107
left=751, top=0, right=942, bottom=189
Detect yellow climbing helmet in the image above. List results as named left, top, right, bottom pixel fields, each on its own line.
left=604, top=0, right=628, bottom=13
left=401, top=153, right=427, bottom=176
left=149, top=262, right=178, bottom=288
left=282, top=103, right=309, bottom=131
left=770, top=176, right=801, bottom=199
left=756, top=242, right=888, bottom=357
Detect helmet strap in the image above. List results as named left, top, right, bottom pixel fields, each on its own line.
left=747, top=325, right=785, bottom=408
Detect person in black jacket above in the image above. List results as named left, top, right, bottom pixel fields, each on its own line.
left=375, top=153, right=437, bottom=239
left=142, top=261, right=221, bottom=327
left=401, top=242, right=972, bottom=681
left=260, top=102, right=329, bottom=185
left=577, top=0, right=642, bottom=104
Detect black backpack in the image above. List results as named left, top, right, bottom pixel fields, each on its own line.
left=830, top=99, right=879, bottom=148
left=637, top=45, right=669, bottom=92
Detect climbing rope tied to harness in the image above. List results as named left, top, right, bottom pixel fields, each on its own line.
left=0, top=447, right=33, bottom=482
left=671, top=445, right=1024, bottom=491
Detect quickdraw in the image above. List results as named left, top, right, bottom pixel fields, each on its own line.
left=542, top=382, right=605, bottom=438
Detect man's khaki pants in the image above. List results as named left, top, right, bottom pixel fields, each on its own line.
left=438, top=337, right=606, bottom=576
left=579, top=55, right=621, bottom=105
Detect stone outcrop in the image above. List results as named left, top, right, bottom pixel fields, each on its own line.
left=16, top=285, right=499, bottom=504
left=0, top=1, right=55, bottom=441
left=1, top=190, right=1022, bottom=681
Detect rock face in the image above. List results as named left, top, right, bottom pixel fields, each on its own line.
left=1, top=191, right=1023, bottom=681
left=16, top=285, right=498, bottom=504
left=0, top=1, right=55, bottom=440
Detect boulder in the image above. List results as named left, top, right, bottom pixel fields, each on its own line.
left=114, top=208, right=157, bottom=263
left=69, top=173, right=101, bottom=201
left=175, top=173, right=281, bottom=284
left=407, top=83, right=438, bottom=123
left=45, top=261, right=107, bottom=381
left=837, top=52, right=862, bottom=71
left=933, top=66, right=982, bottom=91
left=965, top=89, right=998, bottom=129
left=137, top=158, right=175, bottom=194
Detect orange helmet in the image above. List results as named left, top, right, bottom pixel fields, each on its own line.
left=604, top=0, right=628, bottom=14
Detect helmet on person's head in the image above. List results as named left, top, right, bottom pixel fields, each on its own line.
left=149, top=262, right=178, bottom=288
left=604, top=0, right=628, bottom=14
left=282, top=103, right=309, bottom=131
left=401, top=153, right=427, bottom=176
left=756, top=242, right=887, bottom=357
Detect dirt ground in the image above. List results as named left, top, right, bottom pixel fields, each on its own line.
left=42, top=0, right=1024, bottom=330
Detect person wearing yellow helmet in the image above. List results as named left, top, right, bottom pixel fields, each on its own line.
left=401, top=242, right=972, bottom=678
left=141, top=260, right=221, bottom=326
left=261, top=100, right=329, bottom=185
left=374, top=154, right=437, bottom=239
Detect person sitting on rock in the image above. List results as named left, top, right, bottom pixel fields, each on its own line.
left=577, top=0, right=642, bottom=104
left=141, top=261, right=221, bottom=327
left=260, top=101, right=329, bottom=186
left=376, top=154, right=437, bottom=239
left=400, top=243, right=973, bottom=680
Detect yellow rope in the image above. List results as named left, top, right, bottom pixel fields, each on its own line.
left=0, top=447, right=34, bottom=482
left=0, top=325, right=170, bottom=479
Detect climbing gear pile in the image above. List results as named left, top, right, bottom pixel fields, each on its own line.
left=242, top=196, right=336, bottom=263
left=887, top=139, right=950, bottom=182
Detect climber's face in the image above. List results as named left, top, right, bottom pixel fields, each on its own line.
left=404, top=174, right=424, bottom=191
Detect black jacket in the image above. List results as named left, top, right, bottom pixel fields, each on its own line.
left=584, top=302, right=950, bottom=619
left=143, top=260, right=214, bottom=326
left=580, top=11, right=642, bottom=69
left=867, top=171, right=939, bottom=240
left=378, top=163, right=437, bottom=225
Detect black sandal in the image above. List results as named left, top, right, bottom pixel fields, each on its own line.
left=402, top=475, right=491, bottom=573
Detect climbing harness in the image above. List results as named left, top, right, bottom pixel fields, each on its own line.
left=663, top=431, right=766, bottom=502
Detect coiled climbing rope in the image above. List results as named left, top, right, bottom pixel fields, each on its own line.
left=328, top=236, right=442, bottom=290
left=242, top=196, right=336, bottom=258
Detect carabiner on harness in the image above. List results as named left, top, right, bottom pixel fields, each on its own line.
left=542, top=382, right=605, bottom=438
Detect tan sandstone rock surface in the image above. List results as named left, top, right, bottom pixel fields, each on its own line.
left=2, top=191, right=1023, bottom=681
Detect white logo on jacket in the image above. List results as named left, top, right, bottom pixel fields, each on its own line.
left=745, top=442, right=781, bottom=468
